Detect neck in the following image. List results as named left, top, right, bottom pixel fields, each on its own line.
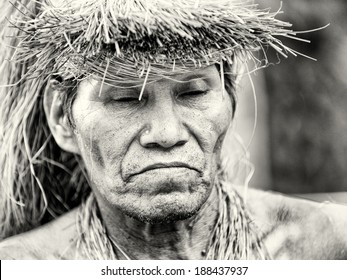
left=96, top=187, right=219, bottom=260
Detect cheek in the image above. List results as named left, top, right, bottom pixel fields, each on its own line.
left=73, top=118, right=138, bottom=199
left=72, top=104, right=136, bottom=178
left=210, top=93, right=233, bottom=130
left=74, top=121, right=112, bottom=174
left=185, top=94, right=233, bottom=154
left=212, top=101, right=233, bottom=152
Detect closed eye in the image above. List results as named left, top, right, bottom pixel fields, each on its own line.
left=106, top=95, right=144, bottom=109
left=113, top=97, right=139, bottom=102
left=178, top=90, right=208, bottom=99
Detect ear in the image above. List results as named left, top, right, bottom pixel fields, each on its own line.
left=43, top=79, right=80, bottom=154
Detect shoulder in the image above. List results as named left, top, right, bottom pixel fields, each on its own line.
left=243, top=188, right=347, bottom=259
left=0, top=208, right=80, bottom=260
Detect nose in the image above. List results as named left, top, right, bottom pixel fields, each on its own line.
left=139, top=101, right=189, bottom=149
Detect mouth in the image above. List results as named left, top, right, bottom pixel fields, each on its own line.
left=128, top=162, right=201, bottom=179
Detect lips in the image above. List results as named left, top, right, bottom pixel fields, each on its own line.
left=127, top=162, right=201, bottom=179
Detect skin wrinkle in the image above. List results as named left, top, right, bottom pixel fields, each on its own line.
left=91, top=138, right=105, bottom=168
left=99, top=186, right=219, bottom=259
left=67, top=65, right=233, bottom=258
left=3, top=0, right=347, bottom=256
left=126, top=167, right=202, bottom=185
left=122, top=143, right=205, bottom=182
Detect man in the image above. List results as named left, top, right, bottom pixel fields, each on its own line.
left=0, top=0, right=346, bottom=259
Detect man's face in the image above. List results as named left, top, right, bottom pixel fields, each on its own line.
left=71, top=65, right=233, bottom=223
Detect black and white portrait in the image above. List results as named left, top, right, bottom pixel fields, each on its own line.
left=0, top=0, right=346, bottom=260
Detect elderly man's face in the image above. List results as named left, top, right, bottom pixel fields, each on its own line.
left=71, top=65, right=233, bottom=223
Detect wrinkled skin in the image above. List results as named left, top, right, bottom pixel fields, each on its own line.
left=1, top=65, right=347, bottom=259
left=1, top=60, right=346, bottom=260
left=1, top=0, right=347, bottom=261
left=1, top=189, right=347, bottom=259
left=72, top=66, right=232, bottom=224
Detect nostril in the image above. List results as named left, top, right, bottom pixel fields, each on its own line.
left=176, top=140, right=187, bottom=146
left=140, top=136, right=187, bottom=150
left=144, top=142, right=161, bottom=149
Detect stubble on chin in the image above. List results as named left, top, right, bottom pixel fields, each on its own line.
left=116, top=178, right=213, bottom=224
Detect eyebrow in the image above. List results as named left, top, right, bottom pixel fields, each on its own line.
left=101, top=85, right=140, bottom=100
left=169, top=72, right=213, bottom=83
left=95, top=67, right=218, bottom=97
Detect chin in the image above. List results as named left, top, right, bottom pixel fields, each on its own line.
left=117, top=182, right=212, bottom=224
left=127, top=207, right=199, bottom=224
